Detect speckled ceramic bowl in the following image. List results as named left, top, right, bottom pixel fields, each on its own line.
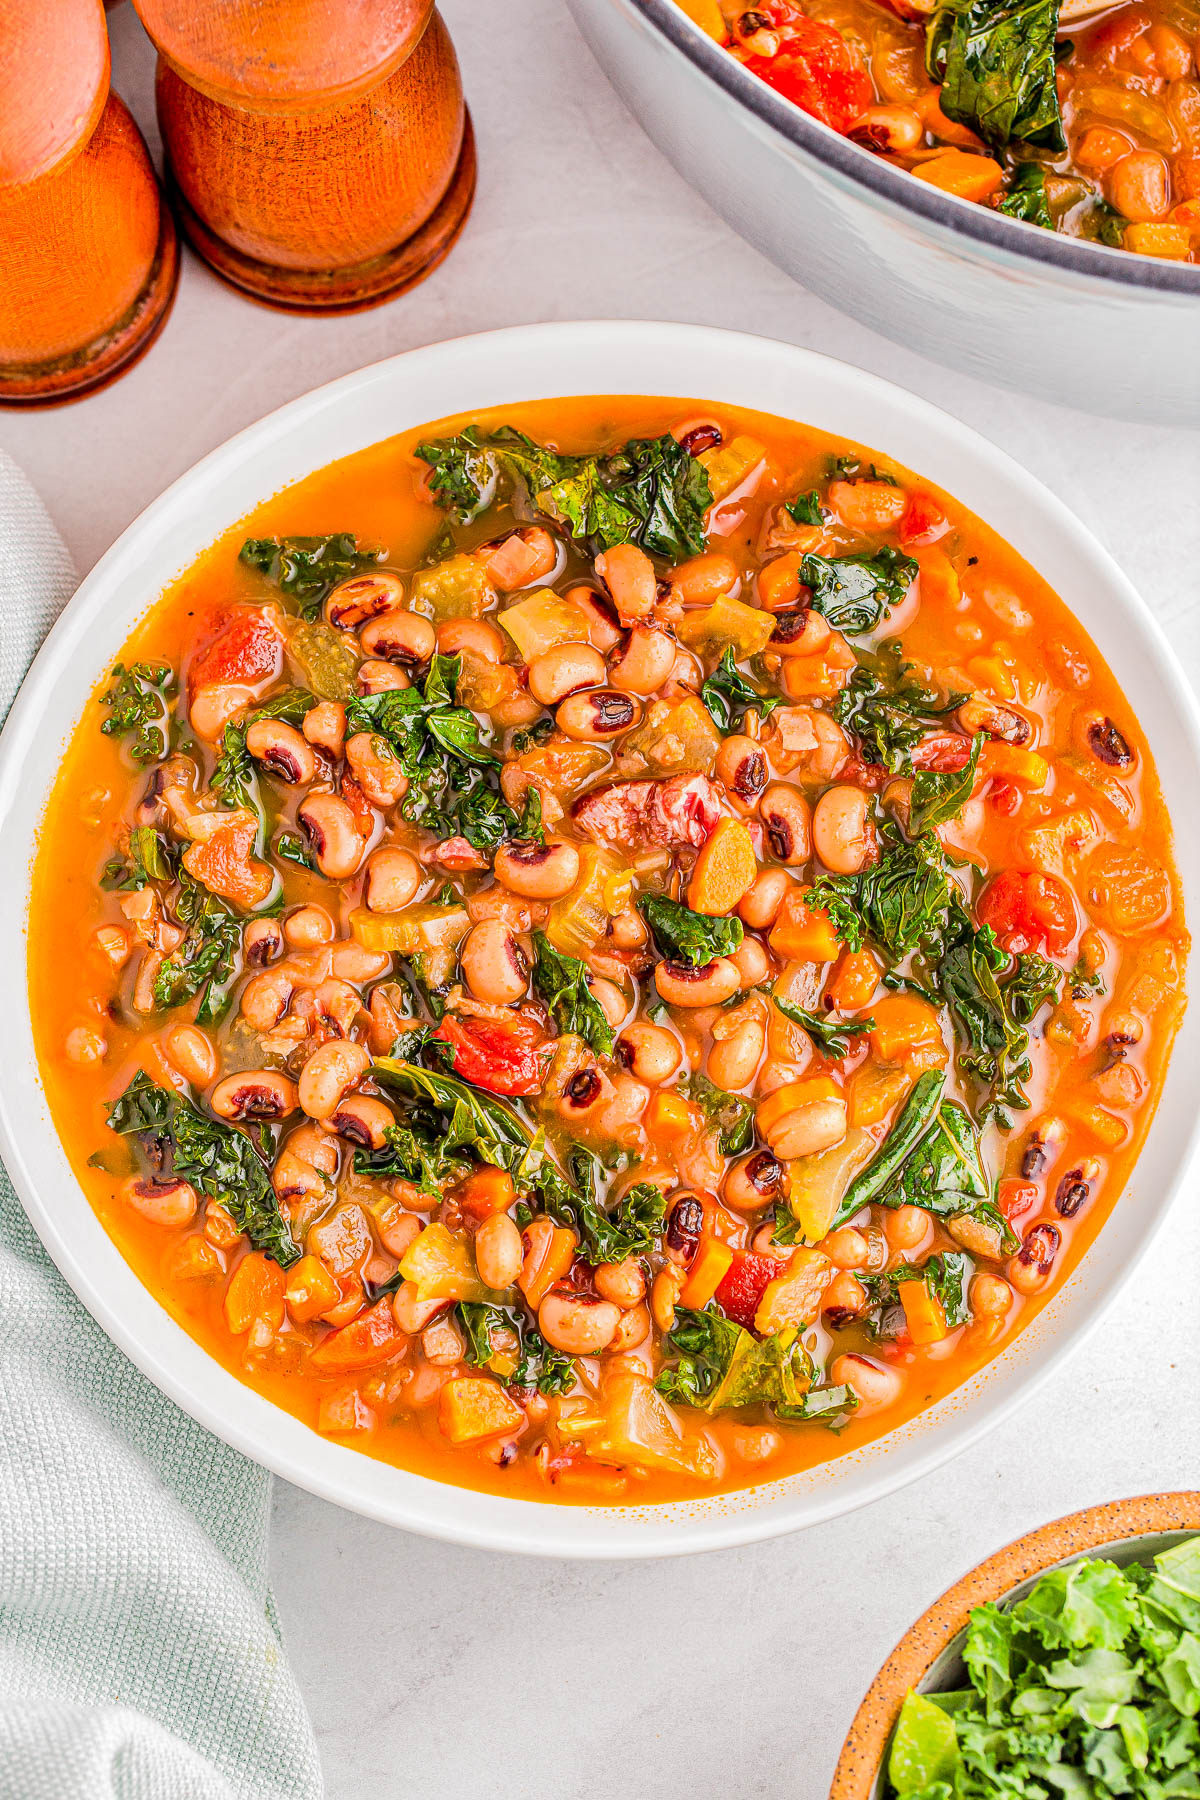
left=831, top=1492, right=1200, bottom=1799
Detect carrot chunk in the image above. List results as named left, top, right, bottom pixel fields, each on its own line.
left=679, top=1238, right=735, bottom=1310
left=687, top=818, right=758, bottom=916
left=768, top=888, right=842, bottom=962
left=309, top=1300, right=404, bottom=1375
left=911, top=150, right=1004, bottom=202
left=224, top=1252, right=285, bottom=1335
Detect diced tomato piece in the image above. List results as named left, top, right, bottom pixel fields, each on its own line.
left=714, top=1251, right=778, bottom=1332
left=188, top=606, right=283, bottom=696
left=900, top=490, right=951, bottom=546
left=909, top=733, right=972, bottom=773
left=743, top=19, right=872, bottom=135
left=432, top=1014, right=553, bottom=1097
left=977, top=870, right=1078, bottom=956
left=989, top=779, right=1022, bottom=818
left=998, top=1178, right=1038, bottom=1222
left=309, top=1300, right=404, bottom=1375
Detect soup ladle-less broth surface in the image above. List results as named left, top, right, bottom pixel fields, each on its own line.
left=30, top=398, right=1185, bottom=1505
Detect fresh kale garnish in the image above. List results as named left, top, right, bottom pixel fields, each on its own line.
left=531, top=932, right=614, bottom=1057
left=810, top=830, right=970, bottom=963
left=105, top=1071, right=299, bottom=1266
left=540, top=1164, right=668, bottom=1265
left=353, top=1122, right=451, bottom=1197
left=772, top=995, right=875, bottom=1059
left=415, top=426, right=713, bottom=562
left=885, top=1534, right=1200, bottom=1794
left=101, top=825, right=176, bottom=891
left=275, top=831, right=316, bottom=870
left=239, top=535, right=384, bottom=615
left=151, top=874, right=243, bottom=1022
left=638, top=895, right=745, bottom=967
left=99, top=662, right=173, bottom=765
left=518, top=787, right=545, bottom=845
left=908, top=734, right=982, bottom=835
left=685, top=1074, right=755, bottom=1155
left=830, top=455, right=897, bottom=485
left=997, top=162, right=1053, bottom=227
left=212, top=688, right=317, bottom=813
left=511, top=716, right=555, bottom=755
left=926, top=0, right=1065, bottom=152
left=799, top=548, right=918, bottom=635
left=700, top=647, right=785, bottom=732
left=1067, top=953, right=1105, bottom=998
left=833, top=642, right=967, bottom=775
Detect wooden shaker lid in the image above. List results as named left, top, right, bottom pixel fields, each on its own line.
left=0, top=0, right=110, bottom=183
left=131, top=0, right=433, bottom=105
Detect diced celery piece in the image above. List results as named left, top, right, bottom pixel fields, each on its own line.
left=498, top=589, right=592, bottom=661
left=349, top=904, right=469, bottom=958
left=698, top=434, right=766, bottom=504
left=410, top=554, right=494, bottom=621
left=287, top=623, right=360, bottom=701
left=675, top=594, right=774, bottom=659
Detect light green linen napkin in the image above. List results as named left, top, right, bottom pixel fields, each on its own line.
left=0, top=451, right=323, bottom=1800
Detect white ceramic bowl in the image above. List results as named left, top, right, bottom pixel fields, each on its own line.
left=567, top=0, right=1200, bottom=424
left=2, top=321, right=1197, bottom=1558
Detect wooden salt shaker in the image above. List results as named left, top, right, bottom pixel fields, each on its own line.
left=131, top=0, right=476, bottom=312
left=0, top=0, right=179, bottom=405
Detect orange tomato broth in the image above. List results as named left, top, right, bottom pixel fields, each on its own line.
left=28, top=396, right=1186, bottom=1506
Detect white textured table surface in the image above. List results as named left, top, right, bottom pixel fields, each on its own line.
left=5, top=5, right=1200, bottom=1796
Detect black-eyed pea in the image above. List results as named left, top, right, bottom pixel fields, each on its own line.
left=345, top=733, right=407, bottom=808
left=474, top=1213, right=523, bottom=1290
left=94, top=924, right=133, bottom=969
left=615, top=1021, right=682, bottom=1084
left=1008, top=1222, right=1061, bottom=1294
left=1070, top=708, right=1134, bottom=770
left=955, top=697, right=1031, bottom=745
left=883, top=1204, right=931, bottom=1254
left=288, top=1123, right=340, bottom=1177
left=243, top=916, right=284, bottom=965
left=298, top=1040, right=371, bottom=1121
left=593, top=1257, right=646, bottom=1308
left=538, top=1291, right=621, bottom=1355
left=392, top=1278, right=445, bottom=1335
left=283, top=904, right=336, bottom=949
left=163, top=1023, right=217, bottom=1088
left=364, top=846, right=422, bottom=913
left=563, top=585, right=623, bottom=653
left=240, top=968, right=294, bottom=1032
left=589, top=976, right=628, bottom=1029
left=358, top=609, right=436, bottom=668
left=731, top=935, right=771, bottom=988
left=65, top=1026, right=107, bottom=1065
left=707, top=1014, right=765, bottom=1090
left=608, top=625, right=676, bottom=696
left=749, top=1223, right=792, bottom=1260
left=121, top=1175, right=199, bottom=1228
left=493, top=838, right=580, bottom=899
left=302, top=701, right=346, bottom=758
left=650, top=1263, right=686, bottom=1335
left=555, top=688, right=641, bottom=741
left=738, top=868, right=790, bottom=930
left=211, top=1069, right=298, bottom=1121
left=655, top=957, right=741, bottom=1007
left=970, top=1272, right=1013, bottom=1319
left=731, top=1425, right=783, bottom=1464
left=812, top=785, right=876, bottom=875
left=610, top=1303, right=650, bottom=1351
left=328, top=1094, right=394, bottom=1149
left=297, top=793, right=367, bottom=880
left=609, top=906, right=648, bottom=949
left=756, top=1083, right=847, bottom=1159
left=356, top=660, right=409, bottom=696
left=830, top=1352, right=903, bottom=1412
left=715, top=734, right=768, bottom=804
left=759, top=783, right=811, bottom=865
left=527, top=642, right=606, bottom=706
left=460, top=919, right=529, bottom=1005
left=245, top=718, right=316, bottom=786
left=325, top=570, right=405, bottom=630
left=819, top=1226, right=869, bottom=1269
left=822, top=1271, right=866, bottom=1320
left=436, top=618, right=506, bottom=661
left=722, top=1150, right=784, bottom=1212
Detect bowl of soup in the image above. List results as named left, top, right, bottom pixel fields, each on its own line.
left=566, top=0, right=1200, bottom=422
left=3, top=321, right=1198, bottom=1556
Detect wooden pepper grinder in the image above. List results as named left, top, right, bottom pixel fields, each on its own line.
left=0, top=0, right=179, bottom=405
left=130, top=0, right=476, bottom=312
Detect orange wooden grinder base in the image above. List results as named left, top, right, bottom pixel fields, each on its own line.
left=134, top=0, right=475, bottom=312
left=0, top=0, right=179, bottom=405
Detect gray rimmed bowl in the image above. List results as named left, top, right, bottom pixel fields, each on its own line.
left=567, top=0, right=1200, bottom=424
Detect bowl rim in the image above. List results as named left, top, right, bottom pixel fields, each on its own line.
left=2, top=318, right=1199, bottom=1558
left=830, top=1490, right=1200, bottom=1799
left=622, top=0, right=1200, bottom=298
